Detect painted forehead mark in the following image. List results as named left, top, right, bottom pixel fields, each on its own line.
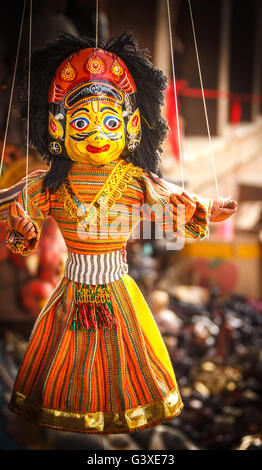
left=91, top=101, right=99, bottom=113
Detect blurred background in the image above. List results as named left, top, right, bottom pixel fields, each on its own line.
left=0, top=0, right=262, bottom=451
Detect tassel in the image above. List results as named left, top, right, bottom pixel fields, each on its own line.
left=70, top=305, right=78, bottom=332
left=81, top=303, right=90, bottom=330
left=70, top=282, right=119, bottom=332
left=90, top=302, right=97, bottom=330
left=78, top=305, right=85, bottom=330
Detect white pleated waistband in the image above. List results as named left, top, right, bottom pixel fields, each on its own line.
left=65, top=250, right=128, bottom=285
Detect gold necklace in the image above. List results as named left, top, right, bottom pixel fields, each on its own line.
left=57, top=159, right=143, bottom=229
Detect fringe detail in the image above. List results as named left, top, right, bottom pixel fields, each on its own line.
left=70, top=283, right=119, bottom=332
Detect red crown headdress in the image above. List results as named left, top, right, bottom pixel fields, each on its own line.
left=48, top=48, right=136, bottom=108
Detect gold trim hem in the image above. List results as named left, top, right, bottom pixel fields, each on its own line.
left=9, top=389, right=184, bottom=434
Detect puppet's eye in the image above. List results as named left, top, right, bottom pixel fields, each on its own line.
left=70, top=117, right=90, bottom=131
left=103, top=115, right=121, bottom=131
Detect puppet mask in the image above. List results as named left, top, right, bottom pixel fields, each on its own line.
left=48, top=49, right=142, bottom=165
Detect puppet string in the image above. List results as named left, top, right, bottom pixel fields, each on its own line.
left=188, top=0, right=221, bottom=200
left=0, top=0, right=26, bottom=180
left=166, top=0, right=185, bottom=192
left=95, top=0, right=99, bottom=48
left=24, top=0, right=33, bottom=216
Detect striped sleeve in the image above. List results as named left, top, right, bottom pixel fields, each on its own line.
left=5, top=173, right=50, bottom=256
left=183, top=192, right=213, bottom=239
left=0, top=170, right=47, bottom=222
left=140, top=173, right=213, bottom=240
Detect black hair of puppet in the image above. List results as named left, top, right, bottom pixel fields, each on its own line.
left=19, top=31, right=169, bottom=191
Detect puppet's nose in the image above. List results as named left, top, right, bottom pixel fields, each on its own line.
left=87, top=131, right=107, bottom=146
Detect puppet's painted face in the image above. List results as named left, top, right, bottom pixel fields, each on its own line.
left=48, top=48, right=142, bottom=164
left=64, top=99, right=125, bottom=165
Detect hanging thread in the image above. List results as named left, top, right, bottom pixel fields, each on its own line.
left=166, top=0, right=185, bottom=192
left=188, top=0, right=220, bottom=199
left=95, top=0, right=99, bottom=48
left=24, top=0, right=33, bottom=216
left=0, top=0, right=27, bottom=180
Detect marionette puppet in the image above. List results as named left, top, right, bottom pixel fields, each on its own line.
left=3, top=31, right=237, bottom=434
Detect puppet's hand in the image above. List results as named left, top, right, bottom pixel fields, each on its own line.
left=170, top=192, right=197, bottom=223
left=210, top=199, right=238, bottom=222
left=10, top=215, right=37, bottom=239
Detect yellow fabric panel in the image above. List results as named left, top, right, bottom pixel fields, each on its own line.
left=122, top=273, right=177, bottom=386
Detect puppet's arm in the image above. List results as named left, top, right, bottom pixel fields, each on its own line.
left=140, top=173, right=213, bottom=240
left=5, top=173, right=50, bottom=256
left=141, top=173, right=237, bottom=240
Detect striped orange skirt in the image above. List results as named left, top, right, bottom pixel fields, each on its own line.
left=9, top=274, right=183, bottom=434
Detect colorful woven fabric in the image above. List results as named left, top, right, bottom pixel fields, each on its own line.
left=9, top=275, right=183, bottom=433
left=0, top=170, right=46, bottom=222
left=5, top=159, right=212, bottom=256
left=4, top=157, right=212, bottom=434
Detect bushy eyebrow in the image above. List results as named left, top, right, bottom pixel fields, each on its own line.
left=71, top=108, right=90, bottom=118
left=100, top=106, right=118, bottom=114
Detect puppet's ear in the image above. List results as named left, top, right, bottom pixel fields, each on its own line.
left=126, top=108, right=141, bottom=152
left=127, top=108, right=141, bottom=137
left=48, top=112, right=64, bottom=140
